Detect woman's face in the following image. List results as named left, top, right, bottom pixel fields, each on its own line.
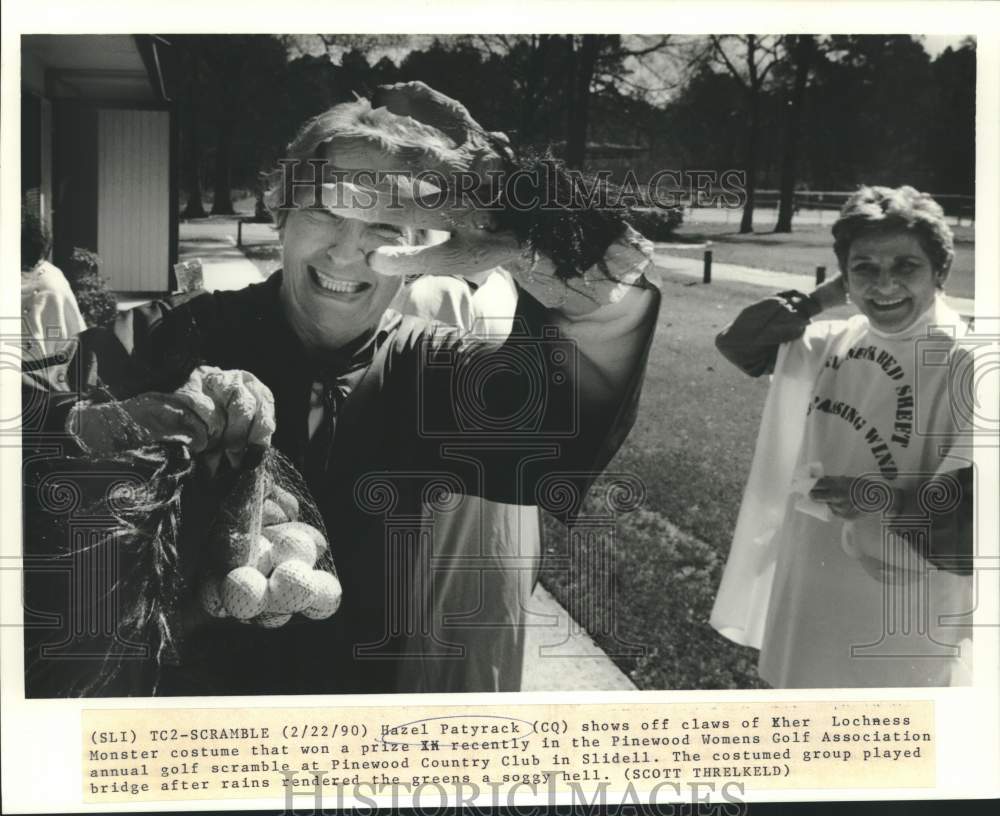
left=280, top=208, right=408, bottom=354
left=845, top=229, right=942, bottom=333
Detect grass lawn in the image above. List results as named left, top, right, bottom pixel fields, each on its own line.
left=673, top=221, right=975, bottom=300
left=540, top=272, right=857, bottom=689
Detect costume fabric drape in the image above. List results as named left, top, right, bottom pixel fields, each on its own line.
left=712, top=296, right=973, bottom=687
left=391, top=270, right=540, bottom=692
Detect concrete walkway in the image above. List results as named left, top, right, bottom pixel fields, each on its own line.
left=177, top=221, right=268, bottom=292
left=651, top=246, right=976, bottom=316
left=521, top=586, right=636, bottom=691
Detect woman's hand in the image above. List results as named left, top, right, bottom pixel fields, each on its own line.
left=809, top=474, right=903, bottom=519
left=809, top=476, right=861, bottom=518
left=294, top=81, right=655, bottom=317
left=810, top=275, right=848, bottom=312
left=67, top=366, right=276, bottom=470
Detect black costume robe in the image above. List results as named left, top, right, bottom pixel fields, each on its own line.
left=22, top=271, right=659, bottom=696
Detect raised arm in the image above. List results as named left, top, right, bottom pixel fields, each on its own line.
left=383, top=276, right=659, bottom=521
left=716, top=277, right=847, bottom=377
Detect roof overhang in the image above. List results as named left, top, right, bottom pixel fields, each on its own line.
left=22, top=35, right=170, bottom=102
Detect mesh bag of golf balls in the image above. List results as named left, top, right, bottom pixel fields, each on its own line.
left=192, top=445, right=342, bottom=628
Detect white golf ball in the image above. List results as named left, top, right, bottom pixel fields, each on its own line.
left=263, top=524, right=317, bottom=568
left=266, top=560, right=320, bottom=614
left=269, top=485, right=300, bottom=521
left=281, top=521, right=329, bottom=556
left=222, top=566, right=268, bottom=619
left=261, top=498, right=289, bottom=526
left=301, top=570, right=343, bottom=619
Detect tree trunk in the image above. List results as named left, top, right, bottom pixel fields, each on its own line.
left=739, top=91, right=760, bottom=233
left=565, top=34, right=600, bottom=169
left=180, top=55, right=207, bottom=219
left=210, top=117, right=235, bottom=215
left=775, top=35, right=815, bottom=233
left=182, top=134, right=206, bottom=218
left=563, top=36, right=578, bottom=165
left=519, top=34, right=551, bottom=145
left=739, top=36, right=760, bottom=234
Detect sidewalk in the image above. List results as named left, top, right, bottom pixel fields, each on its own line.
left=521, top=586, right=637, bottom=691
left=178, top=220, right=268, bottom=292
left=651, top=247, right=976, bottom=316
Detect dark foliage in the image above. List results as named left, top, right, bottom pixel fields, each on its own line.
left=65, top=248, right=117, bottom=329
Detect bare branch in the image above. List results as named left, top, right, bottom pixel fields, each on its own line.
left=710, top=35, right=749, bottom=90
left=618, top=35, right=673, bottom=58
left=477, top=35, right=498, bottom=57
left=757, top=35, right=786, bottom=84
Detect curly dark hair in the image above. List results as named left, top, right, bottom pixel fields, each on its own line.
left=21, top=203, right=51, bottom=271
left=832, top=186, right=955, bottom=286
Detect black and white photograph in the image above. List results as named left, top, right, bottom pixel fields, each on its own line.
left=3, top=1, right=999, bottom=811
left=15, top=28, right=982, bottom=695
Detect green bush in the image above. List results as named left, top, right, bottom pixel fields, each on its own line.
left=66, top=248, right=117, bottom=329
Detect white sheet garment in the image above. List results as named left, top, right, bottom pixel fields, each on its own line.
left=711, top=295, right=973, bottom=685
left=710, top=317, right=836, bottom=649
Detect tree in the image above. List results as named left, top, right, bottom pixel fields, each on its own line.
left=176, top=38, right=208, bottom=218
left=172, top=35, right=291, bottom=216
left=928, top=41, right=975, bottom=196
left=812, top=35, right=935, bottom=189
left=693, top=35, right=784, bottom=233
left=563, top=35, right=602, bottom=167
left=455, top=34, right=677, bottom=165
left=774, top=35, right=818, bottom=233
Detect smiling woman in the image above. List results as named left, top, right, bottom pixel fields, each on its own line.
left=833, top=186, right=955, bottom=335
left=711, top=186, right=973, bottom=689
left=278, top=207, right=411, bottom=354
left=22, top=81, right=660, bottom=696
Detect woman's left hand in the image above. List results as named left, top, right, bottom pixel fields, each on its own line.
left=810, top=475, right=897, bottom=519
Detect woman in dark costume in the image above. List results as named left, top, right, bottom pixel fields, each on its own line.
left=23, top=82, right=660, bottom=696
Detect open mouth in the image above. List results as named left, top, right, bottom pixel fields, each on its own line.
left=868, top=296, right=910, bottom=313
left=308, top=265, right=372, bottom=296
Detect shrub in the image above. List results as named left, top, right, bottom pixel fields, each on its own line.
left=66, top=248, right=117, bottom=329
left=627, top=206, right=684, bottom=242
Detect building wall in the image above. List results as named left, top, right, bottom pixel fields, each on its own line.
left=96, top=109, right=170, bottom=292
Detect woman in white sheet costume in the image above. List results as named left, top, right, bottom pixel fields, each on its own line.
left=711, top=186, right=974, bottom=688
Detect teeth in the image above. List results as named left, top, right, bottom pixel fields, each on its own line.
left=873, top=298, right=905, bottom=307
left=310, top=267, right=365, bottom=294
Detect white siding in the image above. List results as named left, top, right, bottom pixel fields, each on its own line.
left=97, top=109, right=170, bottom=291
